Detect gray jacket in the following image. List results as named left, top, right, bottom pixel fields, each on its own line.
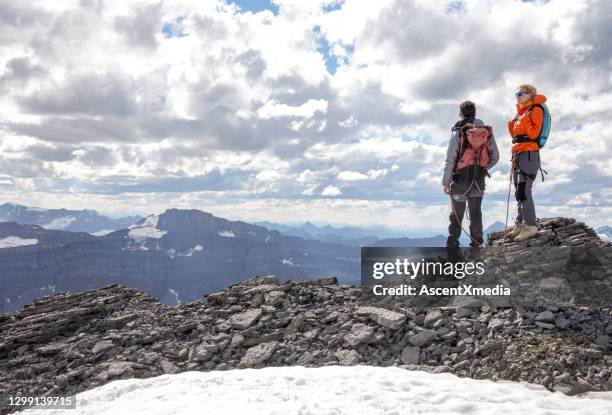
left=442, top=118, right=499, bottom=190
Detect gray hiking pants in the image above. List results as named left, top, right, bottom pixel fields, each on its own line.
left=447, top=194, right=483, bottom=247
left=512, top=150, right=540, bottom=226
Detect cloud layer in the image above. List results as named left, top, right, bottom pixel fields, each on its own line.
left=0, top=0, right=610, bottom=229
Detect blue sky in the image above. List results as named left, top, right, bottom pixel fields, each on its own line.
left=0, top=0, right=610, bottom=230
left=234, top=0, right=280, bottom=14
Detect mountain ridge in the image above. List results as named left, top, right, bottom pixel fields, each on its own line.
left=0, top=208, right=360, bottom=313
left=0, top=202, right=142, bottom=235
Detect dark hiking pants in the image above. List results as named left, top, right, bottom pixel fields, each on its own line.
left=512, top=150, right=540, bottom=226
left=447, top=195, right=483, bottom=248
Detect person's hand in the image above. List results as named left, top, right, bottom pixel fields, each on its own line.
left=443, top=185, right=451, bottom=195
left=511, top=156, right=518, bottom=170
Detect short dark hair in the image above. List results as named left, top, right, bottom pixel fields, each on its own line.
left=459, top=100, right=476, bottom=118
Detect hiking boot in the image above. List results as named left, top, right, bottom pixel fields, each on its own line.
left=507, top=223, right=524, bottom=238
left=514, top=225, right=538, bottom=242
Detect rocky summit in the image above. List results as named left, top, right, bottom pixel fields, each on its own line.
left=487, top=217, right=611, bottom=248
left=0, top=218, right=611, bottom=414
left=483, top=217, right=612, bottom=307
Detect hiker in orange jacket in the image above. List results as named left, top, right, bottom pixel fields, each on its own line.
left=507, top=84, right=546, bottom=241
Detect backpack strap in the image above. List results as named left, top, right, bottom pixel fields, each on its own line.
left=529, top=103, right=546, bottom=138
left=453, top=126, right=469, bottom=172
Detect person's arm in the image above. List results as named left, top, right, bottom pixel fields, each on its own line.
left=442, top=130, right=459, bottom=187
left=487, top=133, right=499, bottom=170
left=522, top=106, right=544, bottom=139
left=507, top=118, right=515, bottom=137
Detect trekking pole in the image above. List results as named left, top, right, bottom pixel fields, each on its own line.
left=448, top=193, right=482, bottom=247
left=502, top=160, right=514, bottom=243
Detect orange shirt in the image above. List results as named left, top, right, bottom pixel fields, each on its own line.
left=507, top=94, right=547, bottom=153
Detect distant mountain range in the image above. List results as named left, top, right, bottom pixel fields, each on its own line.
left=0, top=208, right=361, bottom=312
left=256, top=219, right=507, bottom=247
left=1, top=203, right=565, bottom=313
left=0, top=202, right=510, bottom=246
left=254, top=220, right=449, bottom=246
left=0, top=202, right=142, bottom=234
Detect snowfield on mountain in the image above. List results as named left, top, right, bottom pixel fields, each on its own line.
left=22, top=365, right=612, bottom=415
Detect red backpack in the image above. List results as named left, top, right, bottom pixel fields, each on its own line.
left=454, top=123, right=493, bottom=177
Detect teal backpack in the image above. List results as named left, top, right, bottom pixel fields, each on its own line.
left=530, top=103, right=551, bottom=148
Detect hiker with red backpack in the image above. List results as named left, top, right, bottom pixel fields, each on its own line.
left=507, top=84, right=551, bottom=242
left=442, top=101, right=499, bottom=248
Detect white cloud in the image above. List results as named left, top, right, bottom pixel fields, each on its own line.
left=337, top=170, right=368, bottom=181
left=321, top=184, right=342, bottom=196
left=255, top=170, right=282, bottom=181
left=0, top=0, right=610, bottom=229
left=337, top=168, right=388, bottom=181
left=257, top=98, right=328, bottom=119
left=337, top=114, right=358, bottom=127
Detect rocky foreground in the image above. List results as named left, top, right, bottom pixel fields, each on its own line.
left=0, top=218, right=611, bottom=414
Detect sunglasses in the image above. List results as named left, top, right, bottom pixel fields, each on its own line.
left=515, top=91, right=526, bottom=97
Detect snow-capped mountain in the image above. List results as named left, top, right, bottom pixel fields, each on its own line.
left=0, top=208, right=359, bottom=312
left=0, top=202, right=142, bottom=234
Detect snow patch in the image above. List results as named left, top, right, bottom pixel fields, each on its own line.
left=43, top=216, right=75, bottom=230
left=128, top=214, right=166, bottom=243
left=91, top=229, right=115, bottom=236
left=20, top=366, right=612, bottom=415
left=128, top=226, right=166, bottom=241
left=180, top=245, right=202, bottom=256
left=168, top=288, right=181, bottom=305
left=49, top=284, right=56, bottom=293
left=0, top=236, right=38, bottom=248
left=130, top=214, right=160, bottom=229
left=39, top=284, right=56, bottom=293
left=167, top=245, right=202, bottom=259
left=26, top=206, right=47, bottom=212
left=218, top=230, right=235, bottom=238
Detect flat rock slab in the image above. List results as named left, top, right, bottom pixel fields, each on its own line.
left=229, top=308, right=263, bottom=330
left=92, top=340, right=115, bottom=354
left=355, top=306, right=406, bottom=329
left=401, top=346, right=420, bottom=364
left=344, top=324, right=374, bottom=347
left=535, top=310, right=556, bottom=323
left=409, top=330, right=437, bottom=347
left=239, top=341, right=279, bottom=368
